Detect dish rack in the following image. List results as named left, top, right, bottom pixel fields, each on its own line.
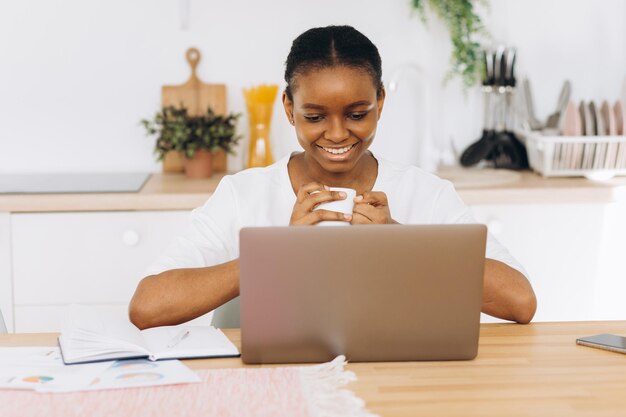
left=524, top=132, right=626, bottom=179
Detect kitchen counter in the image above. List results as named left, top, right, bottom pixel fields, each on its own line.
left=438, top=167, right=626, bottom=205
left=1, top=168, right=626, bottom=213
left=0, top=173, right=225, bottom=212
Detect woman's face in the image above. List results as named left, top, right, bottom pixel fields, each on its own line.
left=283, top=66, right=385, bottom=174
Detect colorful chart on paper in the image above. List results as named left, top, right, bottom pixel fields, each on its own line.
left=115, top=372, right=163, bottom=383
left=22, top=376, right=54, bottom=384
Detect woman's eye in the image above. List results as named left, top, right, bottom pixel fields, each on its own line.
left=303, top=115, right=324, bottom=122
left=348, top=112, right=367, bottom=121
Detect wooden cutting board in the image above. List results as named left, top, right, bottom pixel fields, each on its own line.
left=161, top=47, right=228, bottom=172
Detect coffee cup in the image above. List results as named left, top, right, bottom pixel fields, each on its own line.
left=313, top=187, right=356, bottom=226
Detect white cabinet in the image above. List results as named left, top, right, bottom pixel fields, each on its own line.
left=589, top=203, right=626, bottom=319
left=471, top=202, right=626, bottom=322
left=14, top=304, right=125, bottom=333
left=5, top=201, right=625, bottom=331
left=0, top=212, right=13, bottom=332
left=10, top=210, right=194, bottom=332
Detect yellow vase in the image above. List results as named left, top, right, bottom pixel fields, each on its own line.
left=244, top=84, right=279, bottom=168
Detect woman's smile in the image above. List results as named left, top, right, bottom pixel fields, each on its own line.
left=316, top=142, right=359, bottom=160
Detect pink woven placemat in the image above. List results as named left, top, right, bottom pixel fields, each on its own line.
left=0, top=356, right=376, bottom=417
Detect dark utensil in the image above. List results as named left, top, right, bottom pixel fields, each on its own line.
left=490, top=113, right=527, bottom=169
left=460, top=50, right=496, bottom=167
left=504, top=47, right=516, bottom=87
left=460, top=130, right=496, bottom=167
left=488, top=47, right=529, bottom=169
left=486, top=47, right=508, bottom=164
left=461, top=45, right=528, bottom=169
left=460, top=91, right=495, bottom=166
left=490, top=131, right=528, bottom=169
left=494, top=45, right=505, bottom=87
left=490, top=92, right=516, bottom=168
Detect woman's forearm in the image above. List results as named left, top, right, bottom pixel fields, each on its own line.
left=129, top=259, right=240, bottom=330
left=129, top=257, right=535, bottom=329
left=482, top=259, right=537, bottom=324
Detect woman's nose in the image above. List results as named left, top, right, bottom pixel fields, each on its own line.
left=324, top=117, right=349, bottom=143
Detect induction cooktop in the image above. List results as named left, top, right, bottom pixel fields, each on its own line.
left=0, top=172, right=150, bottom=194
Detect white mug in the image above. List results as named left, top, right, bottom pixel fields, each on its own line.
left=314, top=187, right=356, bottom=226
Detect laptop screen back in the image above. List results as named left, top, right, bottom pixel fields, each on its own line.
left=240, top=224, right=487, bottom=364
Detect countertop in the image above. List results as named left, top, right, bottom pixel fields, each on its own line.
left=0, top=173, right=224, bottom=213
left=1, top=168, right=626, bottom=213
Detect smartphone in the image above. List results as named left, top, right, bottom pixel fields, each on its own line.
left=576, top=333, right=626, bottom=354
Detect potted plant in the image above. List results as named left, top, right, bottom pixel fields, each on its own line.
left=142, top=106, right=241, bottom=178
left=141, top=106, right=188, bottom=172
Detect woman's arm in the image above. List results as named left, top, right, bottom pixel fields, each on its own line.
left=482, top=259, right=537, bottom=324
left=349, top=191, right=538, bottom=322
left=130, top=181, right=349, bottom=330
left=129, top=259, right=240, bottom=330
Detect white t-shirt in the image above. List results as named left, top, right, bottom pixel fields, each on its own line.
left=145, top=154, right=527, bottom=277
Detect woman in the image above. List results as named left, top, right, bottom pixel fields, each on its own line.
left=129, top=25, right=536, bottom=329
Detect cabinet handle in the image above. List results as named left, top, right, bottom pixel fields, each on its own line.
left=487, top=220, right=503, bottom=236
left=122, top=230, right=140, bottom=246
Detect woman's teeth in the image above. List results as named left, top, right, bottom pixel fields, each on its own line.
left=320, top=144, right=355, bottom=155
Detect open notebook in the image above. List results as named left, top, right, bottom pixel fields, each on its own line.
left=58, top=305, right=239, bottom=365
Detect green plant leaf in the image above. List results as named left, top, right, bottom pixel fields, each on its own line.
left=140, top=104, right=242, bottom=162
left=411, top=0, right=490, bottom=89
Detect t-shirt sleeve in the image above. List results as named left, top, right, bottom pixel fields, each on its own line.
left=432, top=181, right=529, bottom=278
left=143, top=176, right=240, bottom=277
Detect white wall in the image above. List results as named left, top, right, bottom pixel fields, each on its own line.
left=1, top=0, right=624, bottom=174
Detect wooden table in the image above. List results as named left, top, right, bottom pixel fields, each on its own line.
left=2, top=321, right=626, bottom=416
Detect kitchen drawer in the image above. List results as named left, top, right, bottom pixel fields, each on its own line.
left=0, top=212, right=13, bottom=332
left=14, top=304, right=213, bottom=333
left=12, top=211, right=189, bottom=305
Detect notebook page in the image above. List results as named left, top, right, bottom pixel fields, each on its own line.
left=141, top=326, right=239, bottom=360
left=61, top=305, right=149, bottom=361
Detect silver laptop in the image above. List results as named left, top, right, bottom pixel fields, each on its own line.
left=240, top=224, right=487, bottom=364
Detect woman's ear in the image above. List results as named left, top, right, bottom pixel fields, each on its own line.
left=376, top=86, right=386, bottom=120
left=282, top=91, right=295, bottom=125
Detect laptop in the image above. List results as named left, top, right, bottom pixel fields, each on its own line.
left=239, top=224, right=487, bottom=364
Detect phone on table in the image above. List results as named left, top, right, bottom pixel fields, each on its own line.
left=576, top=333, right=626, bottom=354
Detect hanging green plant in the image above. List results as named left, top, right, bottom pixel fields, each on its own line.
left=411, top=0, right=490, bottom=88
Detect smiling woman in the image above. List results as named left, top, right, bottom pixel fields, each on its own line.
left=129, top=25, right=537, bottom=330
left=283, top=26, right=384, bottom=195
left=285, top=66, right=381, bottom=187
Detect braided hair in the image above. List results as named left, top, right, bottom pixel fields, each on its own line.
left=284, top=25, right=384, bottom=100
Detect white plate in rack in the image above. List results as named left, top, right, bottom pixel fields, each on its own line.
left=615, top=101, right=624, bottom=135
left=524, top=132, right=626, bottom=179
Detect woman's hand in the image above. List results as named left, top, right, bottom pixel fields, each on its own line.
left=351, top=191, right=398, bottom=225
left=290, top=182, right=352, bottom=226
